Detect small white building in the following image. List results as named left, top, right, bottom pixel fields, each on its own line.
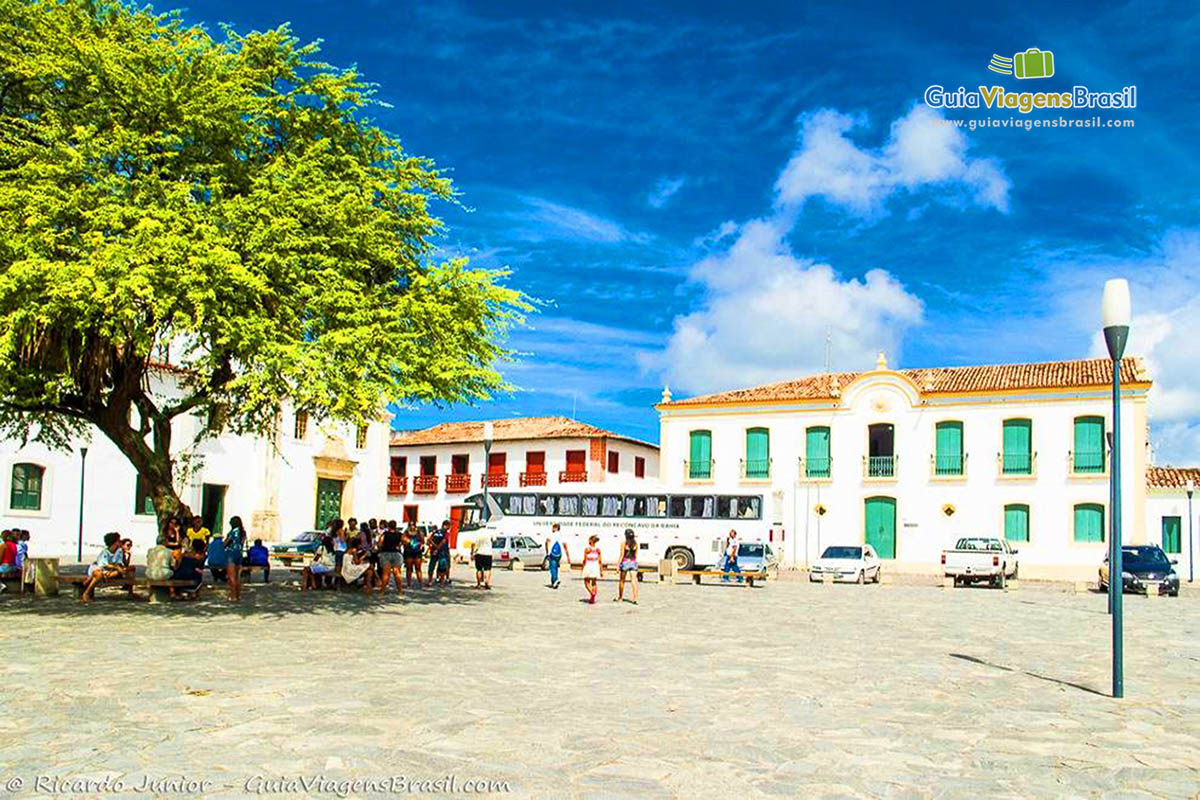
left=385, top=416, right=660, bottom=531
left=0, top=366, right=391, bottom=559
left=656, top=354, right=1155, bottom=580
left=1145, top=466, right=1199, bottom=581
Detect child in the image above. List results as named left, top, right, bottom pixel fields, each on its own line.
left=581, top=535, right=602, bottom=604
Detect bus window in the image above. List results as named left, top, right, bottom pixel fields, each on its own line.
left=649, top=496, right=667, bottom=517
left=538, top=495, right=555, bottom=515
left=738, top=496, right=762, bottom=519
left=581, top=495, right=600, bottom=516
left=558, top=495, right=581, bottom=516
left=668, top=496, right=687, bottom=518
left=500, top=494, right=536, bottom=516
left=624, top=495, right=667, bottom=517
left=518, top=494, right=536, bottom=515
left=688, top=496, right=715, bottom=518
left=600, top=495, right=622, bottom=517
left=716, top=496, right=735, bottom=519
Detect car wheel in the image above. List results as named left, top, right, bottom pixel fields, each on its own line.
left=1012, top=563, right=1019, bottom=580
left=510, top=558, right=521, bottom=571
left=667, top=548, right=694, bottom=571
left=874, top=567, right=881, bottom=584
left=857, top=570, right=865, bottom=584
left=1170, top=590, right=1179, bottom=597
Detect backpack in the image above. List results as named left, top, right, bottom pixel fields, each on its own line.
left=550, top=541, right=562, bottom=558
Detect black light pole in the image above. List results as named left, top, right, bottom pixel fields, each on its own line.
left=482, top=421, right=494, bottom=523
left=1187, top=478, right=1195, bottom=584
left=76, top=446, right=89, bottom=563
left=1102, top=278, right=1130, bottom=699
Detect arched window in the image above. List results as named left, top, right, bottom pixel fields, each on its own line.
left=1004, top=503, right=1030, bottom=542
left=688, top=430, right=712, bottom=479
left=10, top=463, right=44, bottom=511
left=744, top=428, right=770, bottom=479
left=1073, top=503, right=1105, bottom=543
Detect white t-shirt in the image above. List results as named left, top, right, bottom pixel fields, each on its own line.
left=726, top=538, right=739, bottom=558
left=474, top=536, right=494, bottom=557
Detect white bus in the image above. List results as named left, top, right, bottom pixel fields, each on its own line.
left=461, top=490, right=770, bottom=570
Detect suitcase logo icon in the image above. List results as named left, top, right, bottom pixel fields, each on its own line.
left=988, top=48, right=1055, bottom=79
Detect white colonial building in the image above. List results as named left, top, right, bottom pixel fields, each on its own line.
left=385, top=416, right=660, bottom=533
left=656, top=354, right=1158, bottom=580
left=1145, top=466, right=1199, bottom=581
left=0, top=365, right=391, bottom=559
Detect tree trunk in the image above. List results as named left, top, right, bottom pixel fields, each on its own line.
left=94, top=406, right=191, bottom=537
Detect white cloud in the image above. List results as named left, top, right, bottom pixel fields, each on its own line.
left=640, top=217, right=924, bottom=393
left=647, top=177, right=686, bottom=209
left=512, top=196, right=646, bottom=243
left=774, top=105, right=1010, bottom=215
left=644, top=104, right=1010, bottom=395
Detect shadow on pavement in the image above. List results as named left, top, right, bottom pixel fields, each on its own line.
left=948, top=652, right=1108, bottom=697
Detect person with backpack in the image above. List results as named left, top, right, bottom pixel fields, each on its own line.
left=545, top=523, right=569, bottom=589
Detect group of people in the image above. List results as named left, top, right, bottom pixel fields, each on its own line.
left=543, top=524, right=640, bottom=605
left=81, top=514, right=271, bottom=602
left=0, top=528, right=31, bottom=592
left=299, top=517, right=454, bottom=596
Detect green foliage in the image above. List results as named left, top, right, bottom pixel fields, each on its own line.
left=0, top=0, right=528, bottom=464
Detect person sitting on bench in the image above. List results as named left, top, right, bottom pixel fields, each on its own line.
left=146, top=536, right=175, bottom=581
left=171, top=538, right=206, bottom=599
left=247, top=539, right=271, bottom=583
left=81, top=532, right=133, bottom=602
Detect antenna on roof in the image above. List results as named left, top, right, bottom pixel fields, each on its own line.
left=571, top=392, right=577, bottom=421
left=824, top=328, right=832, bottom=373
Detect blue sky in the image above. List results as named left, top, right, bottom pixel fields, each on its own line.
left=183, top=0, right=1200, bottom=461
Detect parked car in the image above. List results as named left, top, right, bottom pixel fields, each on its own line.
left=733, top=541, right=780, bottom=574
left=271, top=531, right=324, bottom=557
left=1098, top=545, right=1180, bottom=596
left=809, top=545, right=881, bottom=583
left=941, top=537, right=1019, bottom=587
left=490, top=535, right=546, bottom=569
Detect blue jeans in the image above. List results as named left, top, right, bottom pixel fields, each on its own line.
left=547, top=556, right=561, bottom=584
left=722, top=556, right=743, bottom=582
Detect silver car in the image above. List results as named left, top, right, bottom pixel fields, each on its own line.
left=490, top=535, right=546, bottom=570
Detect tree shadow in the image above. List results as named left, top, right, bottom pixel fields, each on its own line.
left=948, top=653, right=1108, bottom=697
left=0, top=570, right=499, bottom=620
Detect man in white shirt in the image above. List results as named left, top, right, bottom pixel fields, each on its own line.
left=472, top=533, right=494, bottom=590
left=722, top=529, right=743, bottom=583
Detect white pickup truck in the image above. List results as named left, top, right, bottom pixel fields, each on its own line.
left=941, top=537, right=1019, bottom=587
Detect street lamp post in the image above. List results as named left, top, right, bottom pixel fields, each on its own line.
left=482, top=422, right=494, bottom=523
left=1102, top=278, right=1130, bottom=699
left=76, top=446, right=89, bottom=563
left=1187, top=478, right=1195, bottom=583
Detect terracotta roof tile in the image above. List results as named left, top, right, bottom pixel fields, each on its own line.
left=1147, top=466, right=1200, bottom=489
left=390, top=416, right=657, bottom=449
left=661, top=357, right=1150, bottom=406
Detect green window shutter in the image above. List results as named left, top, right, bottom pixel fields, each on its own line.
left=1073, top=503, right=1104, bottom=543
left=1161, top=516, right=1182, bottom=554
left=805, top=426, right=830, bottom=477
left=688, top=431, right=712, bottom=479
left=1073, top=416, right=1105, bottom=473
left=10, top=464, right=43, bottom=511
left=745, top=428, right=770, bottom=478
left=134, top=475, right=155, bottom=516
left=935, top=422, right=963, bottom=475
left=1004, top=504, right=1029, bottom=542
left=1002, top=419, right=1032, bottom=474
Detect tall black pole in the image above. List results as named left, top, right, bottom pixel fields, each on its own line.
left=1188, top=486, right=1194, bottom=583
left=76, top=446, right=88, bottom=562
left=1109, top=355, right=1124, bottom=698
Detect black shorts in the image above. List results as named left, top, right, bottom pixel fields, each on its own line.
left=474, top=554, right=493, bottom=571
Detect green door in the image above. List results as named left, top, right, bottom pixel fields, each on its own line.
left=1162, top=516, right=1182, bottom=554
left=315, top=478, right=344, bottom=530
left=864, top=496, right=897, bottom=559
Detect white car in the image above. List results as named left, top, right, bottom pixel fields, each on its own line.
left=490, top=535, right=546, bottom=570
left=809, top=545, right=882, bottom=584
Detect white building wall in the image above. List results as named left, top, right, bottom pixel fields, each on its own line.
left=0, top=390, right=390, bottom=561
left=1145, top=490, right=1197, bottom=582
left=659, top=370, right=1149, bottom=580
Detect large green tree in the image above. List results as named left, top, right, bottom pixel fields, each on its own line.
left=0, top=0, right=527, bottom=524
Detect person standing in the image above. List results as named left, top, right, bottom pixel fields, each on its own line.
left=472, top=531, right=494, bottom=590
left=722, top=529, right=742, bottom=583
left=427, top=521, right=451, bottom=587
left=545, top=523, right=569, bottom=589
left=581, top=535, right=602, bottom=604
left=403, top=523, right=424, bottom=588
left=377, top=522, right=404, bottom=597
left=615, top=529, right=639, bottom=604
left=225, top=516, right=248, bottom=602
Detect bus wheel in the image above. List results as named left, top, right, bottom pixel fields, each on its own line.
left=667, top=548, right=694, bottom=571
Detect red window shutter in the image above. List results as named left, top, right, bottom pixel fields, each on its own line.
left=419, top=456, right=436, bottom=476
left=526, top=451, right=545, bottom=473
left=635, top=457, right=645, bottom=478
left=451, top=454, right=469, bottom=475
left=607, top=451, right=619, bottom=473
left=390, top=456, right=407, bottom=477
left=488, top=452, right=507, bottom=475
left=566, top=450, right=586, bottom=473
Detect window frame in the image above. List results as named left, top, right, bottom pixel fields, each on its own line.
left=9, top=462, right=45, bottom=512
left=1072, top=502, right=1105, bottom=544
left=1003, top=502, right=1030, bottom=543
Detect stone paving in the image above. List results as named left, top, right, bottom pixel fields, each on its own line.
left=1, top=569, right=1199, bottom=799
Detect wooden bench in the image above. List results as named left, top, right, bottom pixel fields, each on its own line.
left=60, top=574, right=197, bottom=602
left=677, top=568, right=768, bottom=588
left=0, top=571, right=27, bottom=596
left=273, top=552, right=309, bottom=567
left=60, top=574, right=136, bottom=598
